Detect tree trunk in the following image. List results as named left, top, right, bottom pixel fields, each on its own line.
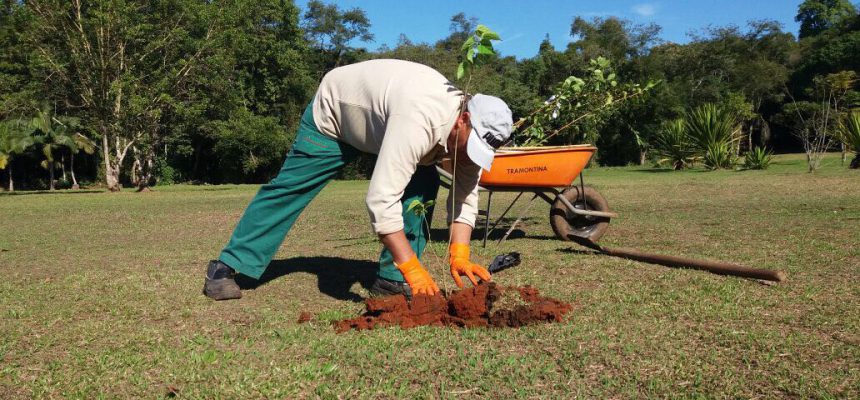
left=639, top=150, right=647, bottom=166
left=70, top=152, right=80, bottom=190
left=136, top=150, right=154, bottom=192
left=48, top=162, right=55, bottom=190
left=102, top=134, right=122, bottom=192
left=747, top=124, right=753, bottom=153
left=6, top=165, right=12, bottom=192
left=61, top=154, right=67, bottom=181
left=737, top=124, right=743, bottom=157
left=130, top=153, right=141, bottom=188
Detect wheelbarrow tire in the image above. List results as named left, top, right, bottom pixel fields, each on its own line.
left=550, top=186, right=610, bottom=242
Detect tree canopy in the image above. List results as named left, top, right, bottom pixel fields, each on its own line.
left=1, top=1, right=858, bottom=190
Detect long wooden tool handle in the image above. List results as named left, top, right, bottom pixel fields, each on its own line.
left=601, top=246, right=787, bottom=282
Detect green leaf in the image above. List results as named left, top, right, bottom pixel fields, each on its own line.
left=475, top=25, right=500, bottom=41
left=460, top=37, right=475, bottom=52
left=476, top=44, right=494, bottom=55
left=406, top=199, right=421, bottom=213
left=482, top=31, right=501, bottom=41
left=0, top=155, right=8, bottom=170
left=466, top=47, right=476, bottom=62
left=456, top=63, right=466, bottom=80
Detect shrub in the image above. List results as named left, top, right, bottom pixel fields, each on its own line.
left=743, top=147, right=773, bottom=170
left=653, top=118, right=697, bottom=170
left=839, top=111, right=860, bottom=169
left=702, top=142, right=736, bottom=170
left=153, top=157, right=177, bottom=185
left=686, top=103, right=740, bottom=170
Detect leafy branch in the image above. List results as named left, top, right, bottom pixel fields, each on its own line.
left=514, top=57, right=657, bottom=147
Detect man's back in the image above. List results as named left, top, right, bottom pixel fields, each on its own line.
left=311, top=59, right=463, bottom=155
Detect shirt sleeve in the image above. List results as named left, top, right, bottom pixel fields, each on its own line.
left=446, top=161, right=481, bottom=227
left=365, top=114, right=435, bottom=235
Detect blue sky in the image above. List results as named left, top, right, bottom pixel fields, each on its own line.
left=295, top=0, right=804, bottom=59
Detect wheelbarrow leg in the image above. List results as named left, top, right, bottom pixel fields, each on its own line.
left=499, top=193, right=540, bottom=244
left=488, top=192, right=524, bottom=233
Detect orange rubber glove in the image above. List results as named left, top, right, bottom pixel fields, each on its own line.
left=449, top=243, right=492, bottom=288
left=395, top=255, right=440, bottom=296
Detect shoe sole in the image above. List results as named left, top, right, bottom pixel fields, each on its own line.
left=203, top=277, right=242, bottom=300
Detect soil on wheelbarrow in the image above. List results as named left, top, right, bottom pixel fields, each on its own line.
left=333, top=282, right=572, bottom=332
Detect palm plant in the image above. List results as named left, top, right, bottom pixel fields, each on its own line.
left=839, top=111, right=860, bottom=169
left=743, top=146, right=773, bottom=170
left=66, top=132, right=97, bottom=189
left=0, top=120, right=35, bottom=191
left=653, top=118, right=697, bottom=170
left=31, top=109, right=64, bottom=190
left=686, top=103, right=741, bottom=170
left=30, top=109, right=87, bottom=190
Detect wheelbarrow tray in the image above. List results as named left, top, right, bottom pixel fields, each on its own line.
left=480, top=145, right=596, bottom=187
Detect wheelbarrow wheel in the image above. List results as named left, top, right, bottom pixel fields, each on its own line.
left=550, top=185, right=610, bottom=242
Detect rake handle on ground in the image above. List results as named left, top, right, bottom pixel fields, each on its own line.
left=600, top=246, right=787, bottom=282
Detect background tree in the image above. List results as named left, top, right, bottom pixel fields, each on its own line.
left=0, top=120, right=34, bottom=191
left=3, top=1, right=860, bottom=187
left=0, top=0, right=36, bottom=120
left=795, top=0, right=857, bottom=39
left=302, top=0, right=373, bottom=72
left=27, top=0, right=225, bottom=191
left=157, top=0, right=314, bottom=185
left=29, top=108, right=80, bottom=190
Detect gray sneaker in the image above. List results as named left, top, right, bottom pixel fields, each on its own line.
left=370, top=277, right=412, bottom=299
left=203, top=260, right=242, bottom=300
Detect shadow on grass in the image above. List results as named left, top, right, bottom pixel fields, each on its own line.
left=556, top=247, right=600, bottom=255
left=629, top=168, right=675, bottom=173
left=235, top=256, right=377, bottom=302
left=628, top=168, right=715, bottom=173
left=0, top=189, right=105, bottom=196
left=428, top=227, right=533, bottom=242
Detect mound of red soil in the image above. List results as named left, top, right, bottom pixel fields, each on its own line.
left=334, top=282, right=572, bottom=332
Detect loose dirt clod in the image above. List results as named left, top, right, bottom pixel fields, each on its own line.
left=334, top=282, right=572, bottom=332
left=297, top=311, right=313, bottom=323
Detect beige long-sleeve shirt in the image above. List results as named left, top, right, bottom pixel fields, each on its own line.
left=311, top=59, right=481, bottom=235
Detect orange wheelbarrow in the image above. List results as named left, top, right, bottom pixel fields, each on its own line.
left=439, top=145, right=618, bottom=247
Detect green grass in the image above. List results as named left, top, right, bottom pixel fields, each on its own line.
left=1, top=153, right=858, bottom=398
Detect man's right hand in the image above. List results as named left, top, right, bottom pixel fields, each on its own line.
left=395, top=255, right=440, bottom=296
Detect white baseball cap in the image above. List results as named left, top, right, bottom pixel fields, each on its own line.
left=465, top=94, right=513, bottom=171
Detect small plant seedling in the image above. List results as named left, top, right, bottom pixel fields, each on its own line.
left=457, top=24, right=501, bottom=81
left=406, top=199, right=435, bottom=217
left=407, top=199, right=450, bottom=292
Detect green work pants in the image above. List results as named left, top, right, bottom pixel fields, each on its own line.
left=219, top=104, right=440, bottom=282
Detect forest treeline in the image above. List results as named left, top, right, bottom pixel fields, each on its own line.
left=1, top=0, right=858, bottom=190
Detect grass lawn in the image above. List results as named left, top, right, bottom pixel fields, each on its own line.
left=1, top=153, right=858, bottom=398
